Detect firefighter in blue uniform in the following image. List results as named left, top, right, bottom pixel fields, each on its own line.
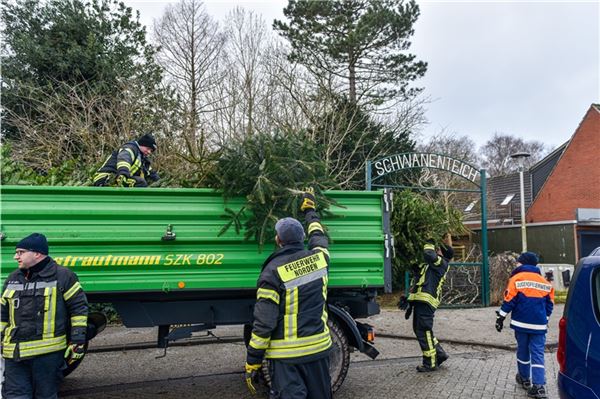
left=245, top=188, right=332, bottom=399
left=1, top=233, right=88, bottom=399
left=93, top=133, right=159, bottom=187
left=406, top=234, right=453, bottom=372
left=495, top=252, right=554, bottom=399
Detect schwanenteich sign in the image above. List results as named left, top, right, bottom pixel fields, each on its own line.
left=369, top=152, right=480, bottom=186
left=365, top=152, right=490, bottom=306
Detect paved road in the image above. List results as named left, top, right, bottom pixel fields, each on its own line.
left=59, top=331, right=560, bottom=398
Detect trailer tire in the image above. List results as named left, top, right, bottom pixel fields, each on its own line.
left=327, top=317, right=351, bottom=392
left=261, top=317, right=350, bottom=393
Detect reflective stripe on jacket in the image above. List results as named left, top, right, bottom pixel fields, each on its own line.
left=93, top=141, right=148, bottom=183
left=408, top=244, right=449, bottom=309
left=247, top=210, right=331, bottom=364
left=0, top=259, right=88, bottom=360
left=499, top=264, right=554, bottom=334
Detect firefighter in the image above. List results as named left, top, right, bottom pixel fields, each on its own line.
left=495, top=252, right=553, bottom=399
left=405, top=234, right=454, bottom=372
left=1, top=233, right=88, bottom=399
left=93, top=133, right=159, bottom=187
left=245, top=188, right=332, bottom=399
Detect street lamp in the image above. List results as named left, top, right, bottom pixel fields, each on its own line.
left=510, top=152, right=531, bottom=252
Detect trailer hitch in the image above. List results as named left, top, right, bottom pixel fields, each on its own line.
left=156, top=323, right=217, bottom=359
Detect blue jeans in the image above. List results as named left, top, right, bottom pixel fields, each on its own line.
left=515, top=330, right=546, bottom=385
left=2, top=350, right=65, bottom=399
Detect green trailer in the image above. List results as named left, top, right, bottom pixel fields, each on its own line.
left=0, top=185, right=393, bottom=391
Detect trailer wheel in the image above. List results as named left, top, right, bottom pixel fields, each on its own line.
left=261, top=317, right=350, bottom=393
left=62, top=342, right=88, bottom=377
left=327, top=317, right=351, bottom=392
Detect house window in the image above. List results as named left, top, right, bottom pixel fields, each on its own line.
left=500, top=194, right=515, bottom=206
left=464, top=200, right=478, bottom=212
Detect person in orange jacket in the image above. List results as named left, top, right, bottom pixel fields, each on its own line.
left=495, top=251, right=554, bottom=399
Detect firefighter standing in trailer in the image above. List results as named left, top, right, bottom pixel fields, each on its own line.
left=93, top=133, right=159, bottom=187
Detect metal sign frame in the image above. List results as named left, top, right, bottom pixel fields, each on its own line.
left=366, top=152, right=490, bottom=306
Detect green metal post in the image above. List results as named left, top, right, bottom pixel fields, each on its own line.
left=480, top=169, right=489, bottom=306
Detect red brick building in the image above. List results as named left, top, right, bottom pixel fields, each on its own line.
left=527, top=104, right=600, bottom=223
left=471, top=104, right=600, bottom=263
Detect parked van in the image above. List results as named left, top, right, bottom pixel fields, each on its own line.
left=557, top=248, right=600, bottom=399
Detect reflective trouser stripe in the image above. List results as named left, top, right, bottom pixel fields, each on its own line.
left=425, top=331, right=436, bottom=367
left=43, top=287, right=57, bottom=339
left=284, top=287, right=298, bottom=340
left=265, top=334, right=332, bottom=359
left=3, top=335, right=67, bottom=359
left=93, top=172, right=111, bottom=183
left=71, top=315, right=88, bottom=327
left=63, top=282, right=82, bottom=301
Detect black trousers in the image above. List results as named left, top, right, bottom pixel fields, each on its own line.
left=269, top=356, right=332, bottom=399
left=2, top=350, right=65, bottom=399
left=412, top=301, right=447, bottom=368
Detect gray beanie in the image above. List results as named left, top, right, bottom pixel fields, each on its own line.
left=275, top=217, right=305, bottom=245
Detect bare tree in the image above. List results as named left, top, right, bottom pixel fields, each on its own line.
left=481, top=132, right=549, bottom=177
left=153, top=0, right=226, bottom=175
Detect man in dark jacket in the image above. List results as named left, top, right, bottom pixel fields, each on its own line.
left=93, top=133, right=159, bottom=187
left=495, top=252, right=554, bottom=399
left=1, top=233, right=88, bottom=399
left=406, top=234, right=454, bottom=372
left=245, top=188, right=332, bottom=399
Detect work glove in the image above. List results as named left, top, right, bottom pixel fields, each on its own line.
left=495, top=311, right=505, bottom=332
left=64, top=343, right=85, bottom=365
left=405, top=303, right=413, bottom=320
left=148, top=171, right=160, bottom=182
left=244, top=362, right=262, bottom=395
left=300, top=187, right=316, bottom=212
left=397, top=295, right=409, bottom=310
left=116, top=174, right=129, bottom=187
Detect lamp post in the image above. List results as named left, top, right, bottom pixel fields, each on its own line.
left=510, top=152, right=531, bottom=252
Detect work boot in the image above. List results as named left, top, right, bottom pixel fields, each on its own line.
left=436, top=346, right=449, bottom=367
left=527, top=384, right=547, bottom=399
left=416, top=364, right=438, bottom=372
left=516, top=373, right=532, bottom=390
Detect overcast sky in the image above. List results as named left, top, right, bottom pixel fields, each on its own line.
left=125, top=0, right=599, bottom=150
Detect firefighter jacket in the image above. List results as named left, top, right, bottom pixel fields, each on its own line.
left=246, top=210, right=331, bottom=365
left=0, top=257, right=88, bottom=360
left=498, top=264, right=554, bottom=334
left=93, top=141, right=158, bottom=184
left=408, top=244, right=450, bottom=309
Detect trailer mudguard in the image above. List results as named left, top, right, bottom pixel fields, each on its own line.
left=327, top=304, right=379, bottom=359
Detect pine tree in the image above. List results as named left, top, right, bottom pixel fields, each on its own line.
left=274, top=0, right=427, bottom=105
